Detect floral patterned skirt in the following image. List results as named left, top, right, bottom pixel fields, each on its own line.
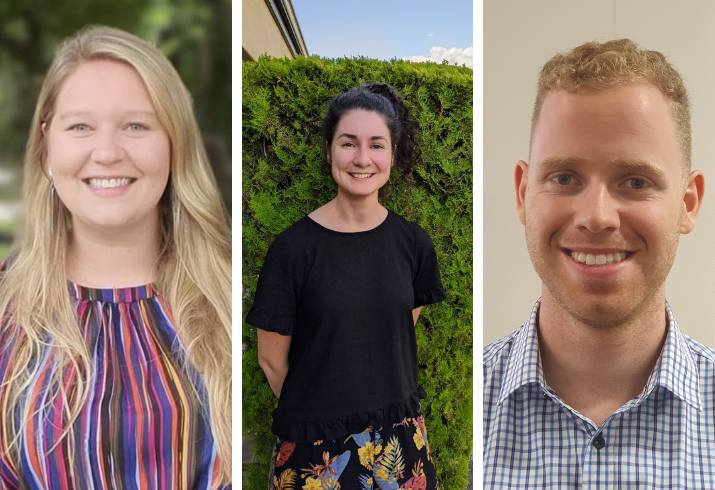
left=269, top=416, right=438, bottom=490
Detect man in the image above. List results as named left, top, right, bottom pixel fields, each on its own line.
left=483, top=39, right=709, bottom=488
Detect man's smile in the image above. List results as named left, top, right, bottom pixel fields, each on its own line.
left=565, top=248, right=632, bottom=267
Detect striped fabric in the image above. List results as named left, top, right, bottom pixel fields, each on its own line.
left=484, top=299, right=715, bottom=489
left=0, top=283, right=227, bottom=489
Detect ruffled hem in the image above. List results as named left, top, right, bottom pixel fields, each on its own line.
left=271, top=385, right=427, bottom=443
left=413, top=286, right=447, bottom=308
left=245, top=305, right=295, bottom=336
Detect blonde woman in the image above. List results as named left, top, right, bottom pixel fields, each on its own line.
left=0, top=26, right=231, bottom=488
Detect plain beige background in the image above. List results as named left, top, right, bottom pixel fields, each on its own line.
left=484, top=1, right=715, bottom=347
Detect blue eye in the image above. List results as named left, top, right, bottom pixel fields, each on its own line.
left=69, top=124, right=90, bottom=132
left=554, top=174, right=572, bottom=185
left=127, top=123, right=148, bottom=131
left=626, top=178, right=647, bottom=189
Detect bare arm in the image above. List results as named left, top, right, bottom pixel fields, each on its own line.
left=257, top=330, right=292, bottom=398
left=412, top=306, right=423, bottom=326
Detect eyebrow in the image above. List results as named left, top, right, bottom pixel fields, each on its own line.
left=56, top=110, right=157, bottom=120
left=336, top=133, right=388, bottom=141
left=536, top=156, right=668, bottom=179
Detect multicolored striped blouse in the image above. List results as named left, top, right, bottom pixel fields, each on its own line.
left=0, top=282, right=228, bottom=489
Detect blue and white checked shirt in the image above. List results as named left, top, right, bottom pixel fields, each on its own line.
left=484, top=299, right=715, bottom=489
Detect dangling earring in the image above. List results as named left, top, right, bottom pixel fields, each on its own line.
left=48, top=168, right=55, bottom=232
left=171, top=184, right=180, bottom=230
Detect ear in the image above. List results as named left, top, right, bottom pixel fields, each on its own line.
left=325, top=141, right=330, bottom=163
left=680, top=169, right=705, bottom=234
left=515, top=160, right=529, bottom=225
left=41, top=122, right=46, bottom=134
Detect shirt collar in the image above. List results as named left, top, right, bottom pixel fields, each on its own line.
left=498, top=298, right=702, bottom=411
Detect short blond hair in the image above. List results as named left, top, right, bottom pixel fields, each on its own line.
left=530, top=39, right=691, bottom=173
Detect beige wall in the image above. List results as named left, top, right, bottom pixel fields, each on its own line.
left=242, top=0, right=292, bottom=60
left=484, top=0, right=715, bottom=347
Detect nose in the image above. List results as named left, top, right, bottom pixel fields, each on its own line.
left=353, top=143, right=371, bottom=167
left=572, top=182, right=620, bottom=233
left=91, top=129, right=125, bottom=165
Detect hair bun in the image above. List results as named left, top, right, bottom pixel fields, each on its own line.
left=363, top=82, right=401, bottom=110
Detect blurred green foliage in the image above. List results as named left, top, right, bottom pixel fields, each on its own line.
left=242, top=55, right=473, bottom=489
left=0, top=221, right=15, bottom=260
left=0, top=0, right=231, bottom=210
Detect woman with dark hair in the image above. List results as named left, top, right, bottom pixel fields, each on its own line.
left=247, top=82, right=446, bottom=489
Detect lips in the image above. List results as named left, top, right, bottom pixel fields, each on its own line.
left=84, top=177, right=136, bottom=189
left=564, top=248, right=632, bottom=267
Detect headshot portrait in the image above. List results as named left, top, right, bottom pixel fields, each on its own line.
left=0, top=6, right=231, bottom=489
left=242, top=1, right=473, bottom=488
left=484, top=2, right=715, bottom=488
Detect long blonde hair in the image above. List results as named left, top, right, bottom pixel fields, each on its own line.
left=0, top=26, right=231, bottom=483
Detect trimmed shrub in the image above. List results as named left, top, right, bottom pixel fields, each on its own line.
left=242, top=55, right=473, bottom=489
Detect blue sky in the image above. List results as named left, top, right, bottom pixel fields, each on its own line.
left=292, top=0, right=473, bottom=66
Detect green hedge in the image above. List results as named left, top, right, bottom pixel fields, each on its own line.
left=242, top=55, right=473, bottom=490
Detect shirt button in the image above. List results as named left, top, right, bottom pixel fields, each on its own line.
left=592, top=434, right=605, bottom=450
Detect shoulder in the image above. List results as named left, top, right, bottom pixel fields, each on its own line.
left=678, top=334, right=715, bottom=410
left=386, top=211, right=432, bottom=244
left=0, top=253, right=15, bottom=274
left=483, top=328, right=522, bottom=376
left=682, top=333, right=715, bottom=367
left=275, top=215, right=314, bottom=240
left=0, top=254, right=16, bottom=292
left=258, top=217, right=322, bottom=280
left=387, top=210, right=421, bottom=231
left=0, top=256, right=17, bottom=343
left=482, top=328, right=524, bottom=415
left=266, top=217, right=314, bottom=253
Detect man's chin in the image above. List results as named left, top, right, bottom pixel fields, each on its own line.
left=554, top=296, right=653, bottom=330
left=541, top=286, right=644, bottom=330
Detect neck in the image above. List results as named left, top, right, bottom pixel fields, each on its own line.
left=537, top=286, right=668, bottom=426
left=325, top=191, right=386, bottom=232
left=67, top=215, right=162, bottom=288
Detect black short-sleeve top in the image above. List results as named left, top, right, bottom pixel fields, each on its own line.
left=246, top=210, right=446, bottom=443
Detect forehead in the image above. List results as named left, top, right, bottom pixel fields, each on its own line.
left=335, top=109, right=390, bottom=135
left=531, top=85, right=680, bottom=176
left=54, top=59, right=155, bottom=113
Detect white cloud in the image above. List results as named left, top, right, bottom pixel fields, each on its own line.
left=427, top=33, right=434, bottom=37
left=404, top=46, right=473, bottom=69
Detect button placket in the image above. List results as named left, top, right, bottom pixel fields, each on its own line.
left=582, top=430, right=612, bottom=488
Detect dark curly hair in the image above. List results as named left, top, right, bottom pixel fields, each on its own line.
left=323, top=82, right=419, bottom=176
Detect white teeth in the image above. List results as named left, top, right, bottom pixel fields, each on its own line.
left=351, top=173, right=372, bottom=179
left=88, top=178, right=132, bottom=189
left=570, top=250, right=629, bottom=267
